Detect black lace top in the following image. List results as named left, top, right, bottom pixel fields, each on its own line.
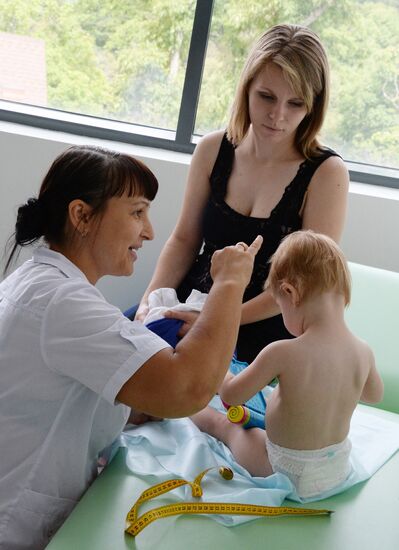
left=177, top=133, right=339, bottom=362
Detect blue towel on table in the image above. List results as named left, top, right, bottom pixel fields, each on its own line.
left=120, top=396, right=399, bottom=527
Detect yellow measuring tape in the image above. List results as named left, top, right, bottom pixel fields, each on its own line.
left=125, top=466, right=333, bottom=536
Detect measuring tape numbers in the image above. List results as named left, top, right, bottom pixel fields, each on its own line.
left=125, top=466, right=333, bottom=536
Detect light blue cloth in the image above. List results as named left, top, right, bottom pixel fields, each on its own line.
left=120, top=396, right=399, bottom=526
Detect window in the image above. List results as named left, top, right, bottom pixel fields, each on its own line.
left=0, top=0, right=195, bottom=130
left=0, top=0, right=398, bottom=185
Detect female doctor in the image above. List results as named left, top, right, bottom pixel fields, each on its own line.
left=0, top=145, right=261, bottom=550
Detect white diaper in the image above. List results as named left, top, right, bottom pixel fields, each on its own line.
left=266, top=437, right=352, bottom=499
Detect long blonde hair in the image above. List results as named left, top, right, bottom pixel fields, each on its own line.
left=227, top=24, right=330, bottom=158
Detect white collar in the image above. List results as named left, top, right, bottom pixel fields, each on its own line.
left=32, top=246, right=89, bottom=282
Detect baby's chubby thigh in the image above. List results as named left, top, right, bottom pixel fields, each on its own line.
left=191, top=406, right=271, bottom=477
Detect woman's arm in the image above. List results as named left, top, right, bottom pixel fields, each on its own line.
left=301, top=155, right=349, bottom=242
left=240, top=156, right=349, bottom=326
left=117, top=236, right=263, bottom=418
left=135, top=131, right=225, bottom=321
left=240, top=289, right=280, bottom=325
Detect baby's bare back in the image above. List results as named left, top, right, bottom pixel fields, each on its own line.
left=266, top=329, right=372, bottom=450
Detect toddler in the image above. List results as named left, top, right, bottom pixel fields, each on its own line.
left=191, top=230, right=384, bottom=499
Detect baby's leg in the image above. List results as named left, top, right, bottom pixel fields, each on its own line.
left=191, top=407, right=273, bottom=477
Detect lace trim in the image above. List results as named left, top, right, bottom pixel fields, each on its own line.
left=210, top=134, right=337, bottom=224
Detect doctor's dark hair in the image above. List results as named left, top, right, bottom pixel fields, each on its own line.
left=4, top=145, right=158, bottom=273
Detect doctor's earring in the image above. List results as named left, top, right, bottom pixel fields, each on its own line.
left=81, top=228, right=88, bottom=238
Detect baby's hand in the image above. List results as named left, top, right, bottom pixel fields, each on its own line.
left=219, top=371, right=236, bottom=404
left=220, top=370, right=235, bottom=390
left=223, top=371, right=235, bottom=383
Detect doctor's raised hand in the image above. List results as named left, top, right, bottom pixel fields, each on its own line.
left=210, top=236, right=263, bottom=287
left=164, top=236, right=263, bottom=337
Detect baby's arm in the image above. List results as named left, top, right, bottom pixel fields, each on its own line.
left=360, top=348, right=384, bottom=404
left=219, top=342, right=283, bottom=405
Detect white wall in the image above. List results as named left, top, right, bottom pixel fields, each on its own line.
left=1, top=122, right=398, bottom=310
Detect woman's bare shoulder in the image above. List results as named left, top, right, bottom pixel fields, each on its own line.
left=198, top=129, right=226, bottom=149
left=195, top=129, right=225, bottom=153
left=314, top=153, right=349, bottom=181
left=191, top=130, right=226, bottom=175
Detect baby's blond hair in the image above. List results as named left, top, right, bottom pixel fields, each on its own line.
left=265, top=230, right=351, bottom=305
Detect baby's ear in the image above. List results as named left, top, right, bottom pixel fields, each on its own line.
left=280, top=281, right=293, bottom=295
left=280, top=281, right=300, bottom=306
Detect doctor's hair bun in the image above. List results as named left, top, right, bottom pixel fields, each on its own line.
left=15, top=197, right=46, bottom=245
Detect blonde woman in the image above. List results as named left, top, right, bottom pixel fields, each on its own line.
left=134, top=24, right=349, bottom=363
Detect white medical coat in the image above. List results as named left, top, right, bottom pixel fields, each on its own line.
left=0, top=247, right=170, bottom=549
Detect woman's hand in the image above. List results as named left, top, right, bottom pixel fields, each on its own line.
left=163, top=237, right=263, bottom=337
left=210, top=236, right=263, bottom=289
left=134, top=300, right=149, bottom=323
left=164, top=309, right=200, bottom=337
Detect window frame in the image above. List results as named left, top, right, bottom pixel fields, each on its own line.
left=0, top=0, right=397, bottom=189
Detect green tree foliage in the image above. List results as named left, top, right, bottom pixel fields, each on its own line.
left=318, top=2, right=399, bottom=165
left=76, top=0, right=196, bottom=127
left=0, top=0, right=397, bottom=166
